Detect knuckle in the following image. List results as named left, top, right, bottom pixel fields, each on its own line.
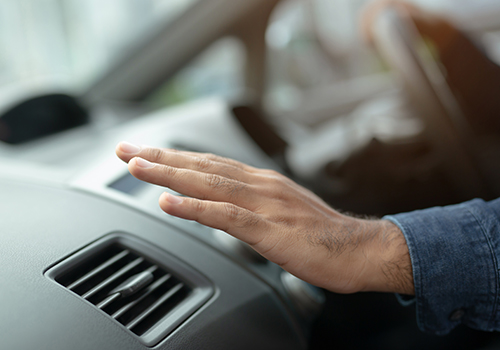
left=223, top=203, right=260, bottom=229
left=223, top=203, right=241, bottom=222
left=204, top=173, right=247, bottom=200
left=205, top=153, right=243, bottom=169
left=192, top=200, right=205, bottom=214
left=242, top=213, right=261, bottom=229
left=266, top=173, right=285, bottom=188
left=258, top=175, right=292, bottom=201
left=227, top=181, right=248, bottom=200
left=195, top=157, right=213, bottom=171
left=264, top=169, right=281, bottom=177
left=161, top=165, right=177, bottom=178
left=273, top=215, right=294, bottom=227
left=205, top=173, right=222, bottom=189
left=227, top=160, right=244, bottom=170
left=259, top=170, right=284, bottom=184
left=147, top=147, right=165, bottom=163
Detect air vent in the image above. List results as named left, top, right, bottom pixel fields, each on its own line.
left=45, top=234, right=214, bottom=346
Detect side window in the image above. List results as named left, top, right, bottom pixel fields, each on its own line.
left=0, top=0, right=198, bottom=90
left=147, top=37, right=246, bottom=108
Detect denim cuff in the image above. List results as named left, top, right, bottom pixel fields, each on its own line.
left=384, top=198, right=500, bottom=335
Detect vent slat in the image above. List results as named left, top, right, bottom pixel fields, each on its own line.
left=46, top=237, right=214, bottom=347
left=125, top=283, right=184, bottom=330
left=111, top=273, right=171, bottom=319
left=82, top=257, right=144, bottom=300
left=98, top=265, right=159, bottom=310
left=67, top=249, right=130, bottom=290
left=97, top=293, right=121, bottom=309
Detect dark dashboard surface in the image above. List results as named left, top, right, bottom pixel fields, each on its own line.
left=0, top=175, right=304, bottom=350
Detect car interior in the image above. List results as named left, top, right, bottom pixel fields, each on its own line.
left=2, top=0, right=500, bottom=349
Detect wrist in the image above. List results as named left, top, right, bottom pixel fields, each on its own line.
left=359, top=219, right=414, bottom=295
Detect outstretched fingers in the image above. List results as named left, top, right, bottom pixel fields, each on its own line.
left=116, top=142, right=255, bottom=180
left=159, top=192, right=266, bottom=245
left=128, top=157, right=257, bottom=205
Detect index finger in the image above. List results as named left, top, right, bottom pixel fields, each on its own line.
left=128, top=157, right=260, bottom=207
left=116, top=142, right=256, bottom=179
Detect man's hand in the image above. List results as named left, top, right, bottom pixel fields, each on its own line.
left=116, top=142, right=414, bottom=295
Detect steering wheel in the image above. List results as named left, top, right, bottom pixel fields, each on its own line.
left=371, top=7, right=497, bottom=199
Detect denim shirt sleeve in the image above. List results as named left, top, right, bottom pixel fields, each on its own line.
left=384, top=198, right=500, bottom=335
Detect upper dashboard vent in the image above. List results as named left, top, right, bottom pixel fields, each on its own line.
left=45, top=234, right=214, bottom=347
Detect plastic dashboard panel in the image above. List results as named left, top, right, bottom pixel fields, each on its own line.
left=0, top=176, right=305, bottom=350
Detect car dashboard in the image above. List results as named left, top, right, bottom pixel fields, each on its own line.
left=0, top=98, right=321, bottom=349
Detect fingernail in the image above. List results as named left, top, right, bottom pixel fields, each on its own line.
left=120, top=141, right=141, bottom=154
left=166, top=193, right=184, bottom=205
left=135, top=157, right=155, bottom=169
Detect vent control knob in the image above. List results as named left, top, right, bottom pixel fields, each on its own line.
left=109, top=271, right=154, bottom=298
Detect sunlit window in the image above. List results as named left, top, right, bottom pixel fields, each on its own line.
left=0, top=0, right=197, bottom=92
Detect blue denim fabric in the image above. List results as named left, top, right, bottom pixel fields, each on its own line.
left=384, top=198, right=500, bottom=335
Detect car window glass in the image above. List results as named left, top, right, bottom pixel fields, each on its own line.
left=0, top=0, right=198, bottom=92
left=146, top=37, right=246, bottom=108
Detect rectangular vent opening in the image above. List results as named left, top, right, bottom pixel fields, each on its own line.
left=46, top=234, right=214, bottom=347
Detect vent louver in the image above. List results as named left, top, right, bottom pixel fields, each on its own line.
left=45, top=234, right=214, bottom=346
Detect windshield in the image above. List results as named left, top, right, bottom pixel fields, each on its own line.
left=0, top=0, right=197, bottom=93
